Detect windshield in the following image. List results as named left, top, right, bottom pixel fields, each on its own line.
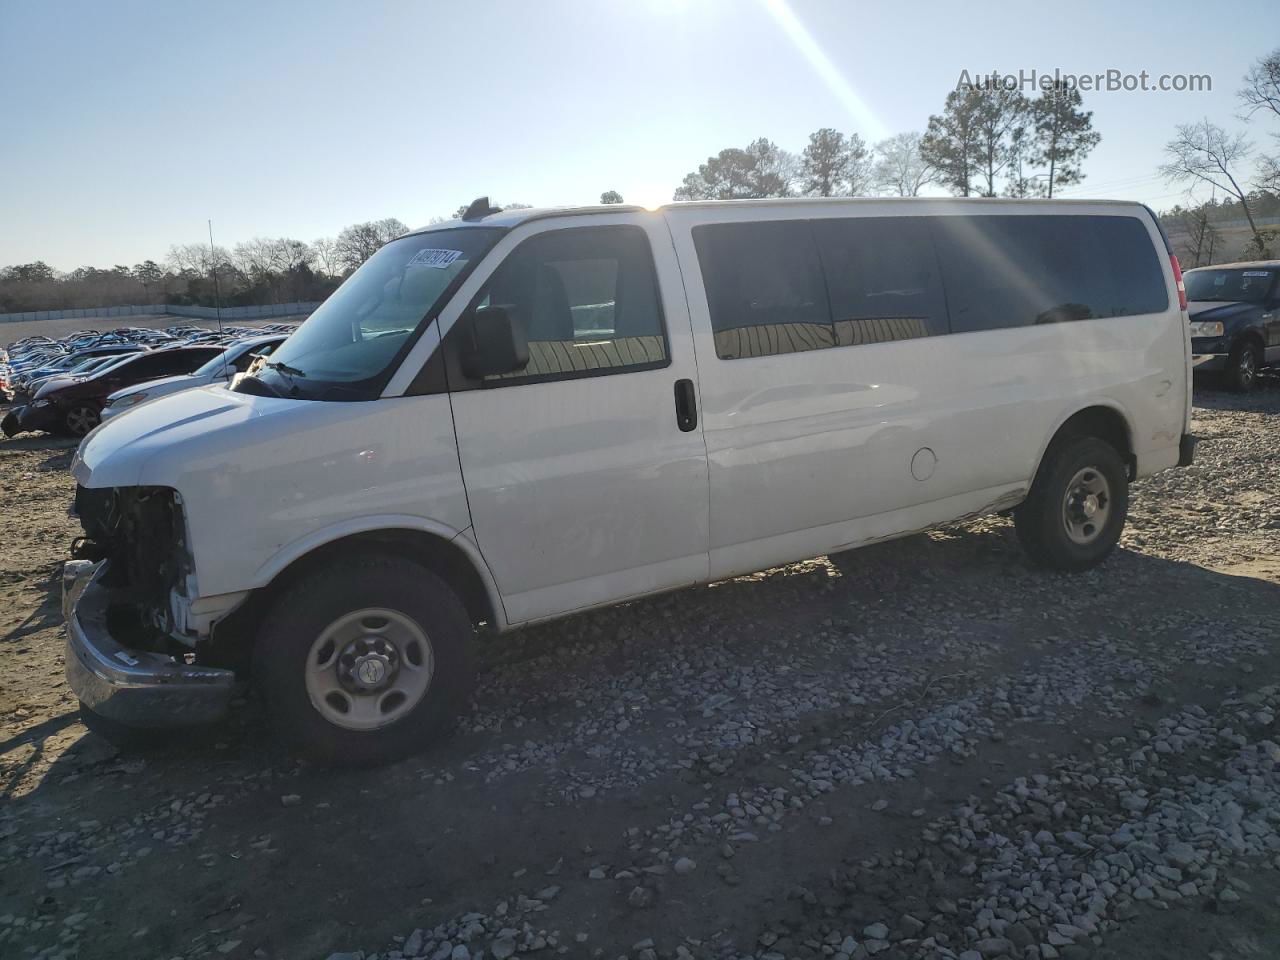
left=250, top=228, right=502, bottom=400
left=1185, top=268, right=1275, bottom=303
left=192, top=339, right=280, bottom=378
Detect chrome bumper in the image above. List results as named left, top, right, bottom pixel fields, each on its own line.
left=63, top=561, right=236, bottom=727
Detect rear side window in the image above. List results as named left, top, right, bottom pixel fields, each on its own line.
left=693, top=221, right=832, bottom=359
left=812, top=217, right=947, bottom=344
left=471, top=225, right=668, bottom=382
left=931, top=215, right=1168, bottom=332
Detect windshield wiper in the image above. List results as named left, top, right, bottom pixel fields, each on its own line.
left=266, top=360, right=308, bottom=378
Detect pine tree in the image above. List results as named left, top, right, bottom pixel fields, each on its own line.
left=1030, top=82, right=1100, bottom=198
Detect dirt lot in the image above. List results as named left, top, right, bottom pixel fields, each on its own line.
left=1, top=382, right=1278, bottom=960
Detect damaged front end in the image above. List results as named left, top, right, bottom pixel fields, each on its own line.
left=63, top=485, right=237, bottom=728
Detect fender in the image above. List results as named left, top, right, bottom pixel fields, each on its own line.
left=1027, top=397, right=1135, bottom=486
left=248, top=514, right=509, bottom=631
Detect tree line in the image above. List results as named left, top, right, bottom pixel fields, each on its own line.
left=0, top=217, right=412, bottom=314
left=672, top=81, right=1098, bottom=202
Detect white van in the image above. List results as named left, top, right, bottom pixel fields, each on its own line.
left=64, top=197, right=1195, bottom=763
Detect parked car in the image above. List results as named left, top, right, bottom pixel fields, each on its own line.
left=10, top=344, right=149, bottom=397
left=3, top=346, right=223, bottom=437
left=101, top=335, right=287, bottom=420
left=1184, top=261, right=1280, bottom=391
left=64, top=197, right=1195, bottom=764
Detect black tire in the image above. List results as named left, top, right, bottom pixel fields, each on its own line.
left=1014, top=436, right=1128, bottom=572
left=61, top=402, right=101, bottom=437
left=1225, top=339, right=1261, bottom=393
left=252, top=553, right=472, bottom=766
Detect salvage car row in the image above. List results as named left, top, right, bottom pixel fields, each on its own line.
left=1, top=322, right=296, bottom=436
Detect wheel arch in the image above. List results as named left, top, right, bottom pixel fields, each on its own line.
left=209, top=519, right=507, bottom=670
left=1032, top=403, right=1136, bottom=487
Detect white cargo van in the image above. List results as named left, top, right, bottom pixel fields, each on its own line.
left=64, top=196, right=1196, bottom=763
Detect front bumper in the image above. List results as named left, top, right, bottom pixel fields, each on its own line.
left=3, top=402, right=59, bottom=436
left=63, top=561, right=236, bottom=728
left=1191, top=354, right=1227, bottom=372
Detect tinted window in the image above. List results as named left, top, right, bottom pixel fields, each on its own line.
left=931, top=215, right=1168, bottom=332
left=115, top=348, right=222, bottom=379
left=693, top=221, right=832, bottom=360
left=812, top=217, right=947, bottom=345
left=470, top=225, right=667, bottom=382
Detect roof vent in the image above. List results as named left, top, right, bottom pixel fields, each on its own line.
left=460, top=196, right=495, bottom=221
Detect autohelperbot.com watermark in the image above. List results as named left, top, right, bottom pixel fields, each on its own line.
left=957, top=68, right=1212, bottom=94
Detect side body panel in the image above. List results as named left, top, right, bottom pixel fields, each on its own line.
left=663, top=199, right=1187, bottom=581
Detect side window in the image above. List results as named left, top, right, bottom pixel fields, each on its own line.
left=812, top=217, right=947, bottom=345
left=692, top=221, right=832, bottom=360
left=932, top=215, right=1168, bottom=332
left=469, top=225, right=668, bottom=382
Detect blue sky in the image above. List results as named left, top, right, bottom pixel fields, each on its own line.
left=2, top=0, right=1274, bottom=270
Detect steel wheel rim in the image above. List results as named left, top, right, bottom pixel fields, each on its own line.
left=304, top=607, right=434, bottom=731
left=1061, top=466, right=1111, bottom=545
left=67, top=407, right=98, bottom=435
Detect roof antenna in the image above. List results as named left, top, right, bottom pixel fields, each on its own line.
left=460, top=196, right=494, bottom=221
left=207, top=219, right=230, bottom=383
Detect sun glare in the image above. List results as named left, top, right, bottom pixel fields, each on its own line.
left=759, top=0, right=889, bottom=142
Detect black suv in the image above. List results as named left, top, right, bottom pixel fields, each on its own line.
left=1185, top=261, right=1280, bottom=391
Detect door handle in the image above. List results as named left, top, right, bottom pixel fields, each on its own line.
left=673, top=378, right=698, bottom=432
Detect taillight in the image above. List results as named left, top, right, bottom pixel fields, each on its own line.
left=1169, top=254, right=1187, bottom=311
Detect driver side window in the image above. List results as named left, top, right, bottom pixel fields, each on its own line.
left=469, top=225, right=669, bottom=383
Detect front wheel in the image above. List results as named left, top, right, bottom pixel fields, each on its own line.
left=61, top=402, right=101, bottom=436
left=252, top=553, right=473, bottom=766
left=1014, top=436, right=1128, bottom=572
left=1225, top=340, right=1260, bottom=392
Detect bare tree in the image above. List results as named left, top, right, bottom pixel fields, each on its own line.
left=334, top=218, right=410, bottom=271
left=311, top=238, right=340, bottom=276
left=167, top=242, right=234, bottom=276
left=871, top=132, right=934, bottom=196
left=1159, top=121, right=1262, bottom=249
left=1239, top=47, right=1280, bottom=122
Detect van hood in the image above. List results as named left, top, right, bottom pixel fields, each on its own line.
left=108, top=372, right=212, bottom=404
left=73, top=385, right=309, bottom=488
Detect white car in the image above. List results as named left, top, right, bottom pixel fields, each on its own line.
left=98, top=335, right=287, bottom=420
left=65, top=196, right=1194, bottom=764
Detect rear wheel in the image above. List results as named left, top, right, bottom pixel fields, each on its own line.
left=61, top=402, right=101, bottom=436
left=252, top=553, right=472, bottom=766
left=1225, top=339, right=1260, bottom=392
left=1014, top=436, right=1128, bottom=571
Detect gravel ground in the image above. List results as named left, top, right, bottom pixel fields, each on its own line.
left=0, top=379, right=1277, bottom=960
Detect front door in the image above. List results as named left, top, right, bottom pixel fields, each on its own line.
left=445, top=215, right=709, bottom=625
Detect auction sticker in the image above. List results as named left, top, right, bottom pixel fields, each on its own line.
left=408, top=248, right=463, bottom=268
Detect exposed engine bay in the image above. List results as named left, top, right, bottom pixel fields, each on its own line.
left=73, top=484, right=196, bottom=653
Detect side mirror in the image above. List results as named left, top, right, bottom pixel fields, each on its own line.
left=460, top=305, right=529, bottom=379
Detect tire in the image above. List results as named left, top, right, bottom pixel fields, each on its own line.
left=61, top=402, right=101, bottom=436
left=1225, top=339, right=1261, bottom=392
left=1014, top=436, right=1128, bottom=572
left=252, top=553, right=473, bottom=766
